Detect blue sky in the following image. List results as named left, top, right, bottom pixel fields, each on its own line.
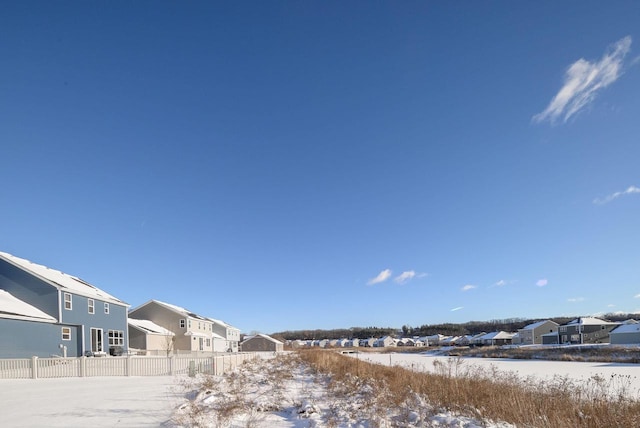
left=2, top=2, right=639, bottom=334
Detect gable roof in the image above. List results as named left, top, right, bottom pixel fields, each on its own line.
left=0, top=290, right=57, bottom=323
left=0, top=252, right=127, bottom=306
left=521, top=320, right=558, bottom=330
left=132, top=299, right=209, bottom=320
left=611, top=323, right=640, bottom=334
left=242, top=333, right=283, bottom=345
left=566, top=317, right=617, bottom=326
left=207, top=317, right=240, bottom=331
left=128, top=318, right=174, bottom=335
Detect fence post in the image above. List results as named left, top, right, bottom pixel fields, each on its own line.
left=126, top=355, right=131, bottom=376
left=31, top=356, right=38, bottom=379
left=169, top=356, right=175, bottom=376
left=80, top=356, right=86, bottom=377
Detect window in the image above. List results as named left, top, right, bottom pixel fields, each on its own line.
left=62, top=327, right=71, bottom=340
left=88, top=299, right=95, bottom=314
left=108, top=330, right=124, bottom=346
left=188, top=320, right=192, bottom=328
left=206, top=338, right=211, bottom=347
left=64, top=293, right=72, bottom=310
left=104, top=303, right=109, bottom=314
left=180, top=319, right=186, bottom=328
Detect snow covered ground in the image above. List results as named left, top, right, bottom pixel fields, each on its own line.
left=0, top=375, right=183, bottom=427
left=354, top=352, right=640, bottom=398
left=2, top=352, right=639, bottom=427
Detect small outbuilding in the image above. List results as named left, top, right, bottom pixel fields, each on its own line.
left=241, top=334, right=284, bottom=352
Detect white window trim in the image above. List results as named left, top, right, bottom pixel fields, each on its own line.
left=180, top=319, right=186, bottom=328
left=108, top=330, right=124, bottom=346
left=63, top=293, right=72, bottom=310
left=104, top=303, right=109, bottom=314
left=88, top=299, right=95, bottom=314
left=62, top=327, right=71, bottom=341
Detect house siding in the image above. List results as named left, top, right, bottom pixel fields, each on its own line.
left=60, top=293, right=129, bottom=355
left=0, top=259, right=59, bottom=318
left=242, top=337, right=283, bottom=352
left=0, top=318, right=81, bottom=358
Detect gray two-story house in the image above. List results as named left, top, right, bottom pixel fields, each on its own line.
left=0, top=251, right=129, bottom=358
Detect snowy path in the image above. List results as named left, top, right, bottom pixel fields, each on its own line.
left=0, top=376, right=184, bottom=427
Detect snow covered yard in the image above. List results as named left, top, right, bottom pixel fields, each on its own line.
left=0, top=375, right=183, bottom=427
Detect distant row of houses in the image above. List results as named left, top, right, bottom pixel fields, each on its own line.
left=0, top=251, right=282, bottom=359
left=289, top=318, right=640, bottom=349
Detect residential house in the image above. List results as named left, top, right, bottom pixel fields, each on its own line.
left=0, top=251, right=129, bottom=358
left=476, top=331, right=515, bottom=346
left=129, top=300, right=222, bottom=354
left=557, top=317, right=619, bottom=345
left=241, top=334, right=284, bottom=352
left=128, top=318, right=175, bottom=356
left=359, top=338, right=376, bottom=347
left=517, top=320, right=559, bottom=345
left=373, top=336, right=396, bottom=347
left=208, top=317, right=241, bottom=353
left=609, top=320, right=640, bottom=345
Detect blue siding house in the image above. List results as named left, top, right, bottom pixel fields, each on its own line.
left=0, top=251, right=129, bottom=358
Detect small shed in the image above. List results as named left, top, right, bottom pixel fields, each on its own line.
left=241, top=334, right=284, bottom=352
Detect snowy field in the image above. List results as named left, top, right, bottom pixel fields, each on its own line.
left=2, top=352, right=640, bottom=427
left=354, top=352, right=640, bottom=398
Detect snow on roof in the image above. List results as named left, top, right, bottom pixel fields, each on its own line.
left=522, top=320, right=557, bottom=330
left=479, top=331, right=514, bottom=340
left=146, top=300, right=208, bottom=320
left=567, top=317, right=617, bottom=326
left=207, top=317, right=240, bottom=330
left=0, top=252, right=127, bottom=306
left=0, top=290, right=56, bottom=323
left=242, top=333, right=283, bottom=345
left=611, top=323, right=640, bottom=334
left=128, top=318, right=174, bottom=335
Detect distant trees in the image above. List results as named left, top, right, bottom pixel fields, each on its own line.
left=271, top=313, right=638, bottom=341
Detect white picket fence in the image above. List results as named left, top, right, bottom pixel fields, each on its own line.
left=0, top=352, right=263, bottom=380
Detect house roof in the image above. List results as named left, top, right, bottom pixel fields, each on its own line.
left=128, top=318, right=174, bottom=335
left=0, top=290, right=57, bottom=323
left=0, top=252, right=127, bottom=306
left=611, top=323, right=640, bottom=334
left=479, top=331, right=515, bottom=340
left=566, top=317, right=617, bottom=326
left=132, top=299, right=209, bottom=320
left=522, top=320, right=558, bottom=330
left=207, top=317, right=240, bottom=331
left=242, top=333, right=283, bottom=345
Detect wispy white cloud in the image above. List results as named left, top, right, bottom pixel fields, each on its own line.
left=536, top=279, right=548, bottom=287
left=533, top=36, right=632, bottom=124
left=607, top=304, right=616, bottom=308
left=394, top=271, right=416, bottom=284
left=450, top=306, right=464, bottom=312
left=634, top=293, right=640, bottom=299
left=567, top=297, right=585, bottom=302
left=367, top=269, right=392, bottom=285
left=461, top=284, right=477, bottom=292
left=593, top=185, right=640, bottom=205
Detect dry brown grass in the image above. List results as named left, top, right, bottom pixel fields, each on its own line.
left=298, top=349, right=640, bottom=427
